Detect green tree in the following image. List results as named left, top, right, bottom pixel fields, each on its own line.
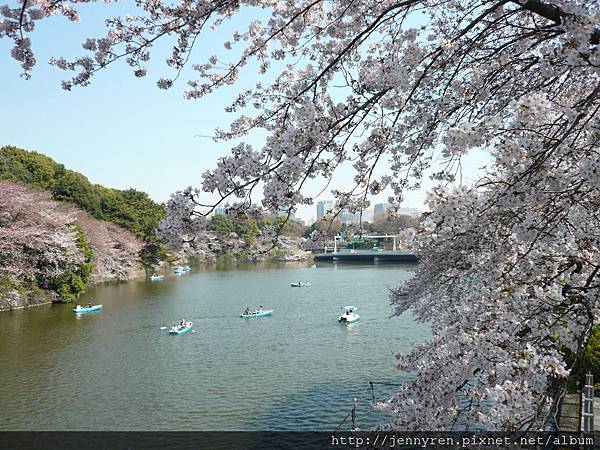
left=118, top=189, right=166, bottom=236
left=0, top=146, right=57, bottom=189
left=50, top=225, right=93, bottom=303
left=0, top=146, right=166, bottom=239
left=371, top=213, right=418, bottom=234
left=139, top=227, right=175, bottom=276
left=53, top=171, right=103, bottom=217
left=275, top=216, right=306, bottom=237
left=583, top=327, right=600, bottom=381
left=207, top=215, right=235, bottom=235
left=309, top=214, right=342, bottom=238
left=235, top=218, right=260, bottom=244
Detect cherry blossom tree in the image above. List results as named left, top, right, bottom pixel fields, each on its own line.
left=0, top=181, right=83, bottom=282
left=3, top=0, right=600, bottom=430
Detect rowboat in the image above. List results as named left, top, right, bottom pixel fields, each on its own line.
left=149, top=275, right=164, bottom=281
left=169, top=322, right=193, bottom=335
left=338, top=313, right=360, bottom=323
left=291, top=282, right=311, bottom=287
left=73, top=304, right=102, bottom=313
left=240, top=309, right=273, bottom=318
left=338, top=305, right=359, bottom=323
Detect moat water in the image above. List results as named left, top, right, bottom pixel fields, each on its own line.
left=0, top=262, right=430, bottom=430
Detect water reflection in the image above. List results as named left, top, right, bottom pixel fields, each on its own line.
left=0, top=263, right=429, bottom=431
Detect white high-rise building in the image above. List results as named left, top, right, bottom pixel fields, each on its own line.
left=373, top=204, right=420, bottom=218
left=398, top=207, right=420, bottom=216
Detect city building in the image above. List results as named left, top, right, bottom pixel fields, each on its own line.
left=316, top=200, right=335, bottom=220
left=339, top=210, right=356, bottom=224
left=316, top=200, right=418, bottom=224
left=362, top=210, right=374, bottom=223
left=398, top=207, right=420, bottom=216
left=374, top=203, right=390, bottom=218
left=339, top=210, right=373, bottom=224
left=374, top=203, right=420, bottom=218
left=214, top=207, right=227, bottom=216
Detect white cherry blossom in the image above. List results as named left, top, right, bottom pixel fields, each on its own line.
left=3, top=0, right=600, bottom=431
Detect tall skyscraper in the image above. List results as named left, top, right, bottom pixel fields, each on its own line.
left=316, top=200, right=335, bottom=220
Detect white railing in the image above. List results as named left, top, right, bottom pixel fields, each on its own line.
left=582, top=373, right=594, bottom=432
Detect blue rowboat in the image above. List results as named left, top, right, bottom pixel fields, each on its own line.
left=73, top=304, right=102, bottom=313
left=240, top=309, right=273, bottom=318
left=169, top=322, right=193, bottom=335
left=291, top=282, right=311, bottom=287
left=149, top=275, right=164, bottom=281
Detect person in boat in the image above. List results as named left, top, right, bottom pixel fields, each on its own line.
left=258, top=306, right=263, bottom=313
left=87, top=302, right=92, bottom=308
left=243, top=307, right=250, bottom=315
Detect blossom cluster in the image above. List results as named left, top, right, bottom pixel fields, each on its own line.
left=0, top=182, right=84, bottom=282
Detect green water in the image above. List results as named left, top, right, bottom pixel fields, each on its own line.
left=0, top=263, right=430, bottom=431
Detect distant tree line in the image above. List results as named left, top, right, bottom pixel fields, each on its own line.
left=303, top=212, right=419, bottom=238
left=206, top=213, right=304, bottom=244
left=0, top=146, right=165, bottom=239
left=206, top=209, right=419, bottom=248
left=0, top=146, right=171, bottom=276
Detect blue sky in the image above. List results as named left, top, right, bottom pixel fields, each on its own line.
left=0, top=4, right=490, bottom=222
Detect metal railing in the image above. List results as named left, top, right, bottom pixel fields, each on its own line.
left=582, top=373, right=594, bottom=432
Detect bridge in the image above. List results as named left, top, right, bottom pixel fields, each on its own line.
left=314, top=249, right=418, bottom=263
left=313, top=234, right=418, bottom=263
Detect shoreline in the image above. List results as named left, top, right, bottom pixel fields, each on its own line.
left=0, top=260, right=314, bottom=313
left=0, top=300, right=53, bottom=313
left=0, top=259, right=415, bottom=313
